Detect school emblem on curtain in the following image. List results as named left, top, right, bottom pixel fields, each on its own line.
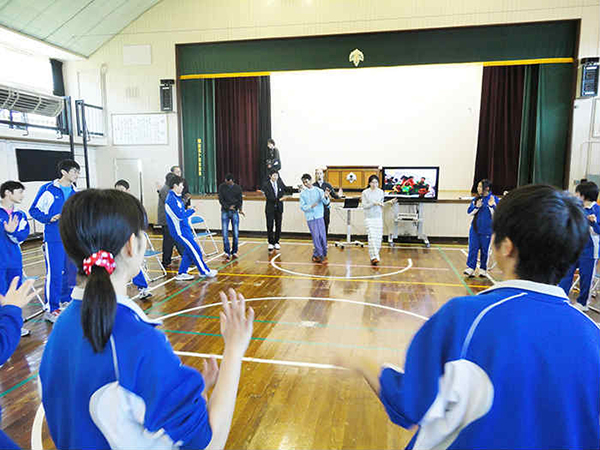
left=349, top=49, right=364, bottom=67
left=346, top=172, right=357, bottom=183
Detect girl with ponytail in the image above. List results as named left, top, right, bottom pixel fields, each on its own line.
left=40, top=189, right=254, bottom=450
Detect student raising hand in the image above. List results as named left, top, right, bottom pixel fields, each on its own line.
left=0, top=277, right=36, bottom=309
left=219, top=288, right=254, bottom=357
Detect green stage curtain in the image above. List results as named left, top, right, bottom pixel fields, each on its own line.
left=180, top=79, right=217, bottom=194
left=518, top=65, right=539, bottom=186
left=532, top=64, right=575, bottom=187
left=518, top=64, right=575, bottom=188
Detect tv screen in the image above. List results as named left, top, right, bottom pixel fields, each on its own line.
left=382, top=166, right=440, bottom=201
left=16, top=149, right=73, bottom=182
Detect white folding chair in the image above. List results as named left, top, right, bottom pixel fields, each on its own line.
left=190, top=215, right=218, bottom=257
left=141, top=232, right=167, bottom=283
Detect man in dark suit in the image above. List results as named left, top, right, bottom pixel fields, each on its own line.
left=262, top=169, right=287, bottom=251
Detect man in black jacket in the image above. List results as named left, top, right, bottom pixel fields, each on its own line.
left=262, top=170, right=287, bottom=251
left=218, top=174, right=244, bottom=260
left=314, top=167, right=342, bottom=235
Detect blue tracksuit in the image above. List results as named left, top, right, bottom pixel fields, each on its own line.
left=379, top=280, right=600, bottom=449
left=165, top=191, right=210, bottom=276
left=0, top=208, right=30, bottom=294
left=0, top=305, right=24, bottom=449
left=559, top=202, right=600, bottom=306
left=466, top=193, right=498, bottom=271
left=132, top=271, right=147, bottom=289
left=39, top=287, right=212, bottom=449
left=29, top=180, right=77, bottom=312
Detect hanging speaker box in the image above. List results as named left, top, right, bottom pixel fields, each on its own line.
left=160, top=79, right=175, bottom=111
left=577, top=58, right=599, bottom=99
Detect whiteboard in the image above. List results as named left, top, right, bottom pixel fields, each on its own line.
left=112, top=113, right=168, bottom=145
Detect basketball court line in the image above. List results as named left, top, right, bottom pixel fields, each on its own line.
left=212, top=271, right=490, bottom=289
left=155, top=296, right=429, bottom=322
left=256, top=260, right=449, bottom=271
left=164, top=329, right=405, bottom=352
left=270, top=253, right=413, bottom=280
left=180, top=313, right=422, bottom=333
left=436, top=246, right=474, bottom=295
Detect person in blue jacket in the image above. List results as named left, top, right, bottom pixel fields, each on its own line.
left=559, top=181, right=600, bottom=311
left=0, top=181, right=32, bottom=338
left=0, top=276, right=36, bottom=449
left=165, top=175, right=217, bottom=280
left=114, top=179, right=152, bottom=300
left=29, top=159, right=79, bottom=322
left=464, top=179, right=498, bottom=277
left=339, top=184, right=599, bottom=449
left=39, top=188, right=254, bottom=449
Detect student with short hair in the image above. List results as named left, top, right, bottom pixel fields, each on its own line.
left=559, top=180, right=600, bottom=311
left=218, top=173, right=244, bottom=261
left=314, top=167, right=342, bottom=235
left=165, top=175, right=217, bottom=280
left=464, top=179, right=498, bottom=277
left=157, top=172, right=186, bottom=267
left=339, top=184, right=600, bottom=449
left=29, top=159, right=80, bottom=323
left=262, top=170, right=287, bottom=251
left=114, top=180, right=152, bottom=299
left=0, top=181, right=31, bottom=337
left=299, top=173, right=330, bottom=263
left=40, top=188, right=254, bottom=449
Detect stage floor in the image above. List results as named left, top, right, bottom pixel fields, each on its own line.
left=3, top=235, right=597, bottom=449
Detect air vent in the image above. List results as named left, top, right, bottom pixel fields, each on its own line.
left=0, top=84, right=64, bottom=117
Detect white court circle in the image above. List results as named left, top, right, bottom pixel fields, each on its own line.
left=270, top=253, right=413, bottom=280
left=32, top=296, right=428, bottom=449
left=156, top=295, right=428, bottom=322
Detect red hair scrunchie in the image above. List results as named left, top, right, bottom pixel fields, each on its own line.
left=83, top=251, right=116, bottom=276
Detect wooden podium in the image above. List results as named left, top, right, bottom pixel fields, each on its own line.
left=325, top=166, right=381, bottom=191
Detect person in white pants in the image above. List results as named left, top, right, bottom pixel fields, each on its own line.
left=361, top=175, right=395, bottom=266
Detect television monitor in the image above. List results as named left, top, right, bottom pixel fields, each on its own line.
left=16, top=149, right=73, bottom=182
left=382, top=166, right=440, bottom=201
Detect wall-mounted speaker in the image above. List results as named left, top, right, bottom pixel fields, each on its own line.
left=577, top=58, right=599, bottom=99
left=160, top=79, right=175, bottom=111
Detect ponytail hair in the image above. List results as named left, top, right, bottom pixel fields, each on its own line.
left=82, top=265, right=117, bottom=352
left=60, top=189, right=147, bottom=353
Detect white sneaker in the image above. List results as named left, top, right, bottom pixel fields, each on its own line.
left=463, top=268, right=475, bottom=277
left=204, top=269, right=218, bottom=278
left=138, top=288, right=153, bottom=299
left=479, top=270, right=488, bottom=277
left=274, top=243, right=281, bottom=250
left=59, top=301, right=70, bottom=311
left=175, top=273, right=195, bottom=281
left=21, top=328, right=30, bottom=337
left=575, top=303, right=589, bottom=312
left=44, top=310, right=61, bottom=323
left=268, top=244, right=274, bottom=251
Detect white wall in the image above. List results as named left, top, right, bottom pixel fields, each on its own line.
left=271, top=65, right=482, bottom=191
left=61, top=0, right=599, bottom=223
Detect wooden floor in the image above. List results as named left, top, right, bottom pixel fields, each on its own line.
left=2, top=235, right=597, bottom=449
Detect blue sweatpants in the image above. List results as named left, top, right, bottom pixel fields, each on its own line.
left=44, top=242, right=76, bottom=312
left=176, top=233, right=210, bottom=275
left=0, top=268, right=22, bottom=295
left=132, top=271, right=147, bottom=289
left=559, top=257, right=598, bottom=307
left=466, top=228, right=492, bottom=271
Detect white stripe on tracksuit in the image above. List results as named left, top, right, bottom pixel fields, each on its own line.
left=165, top=203, right=209, bottom=275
